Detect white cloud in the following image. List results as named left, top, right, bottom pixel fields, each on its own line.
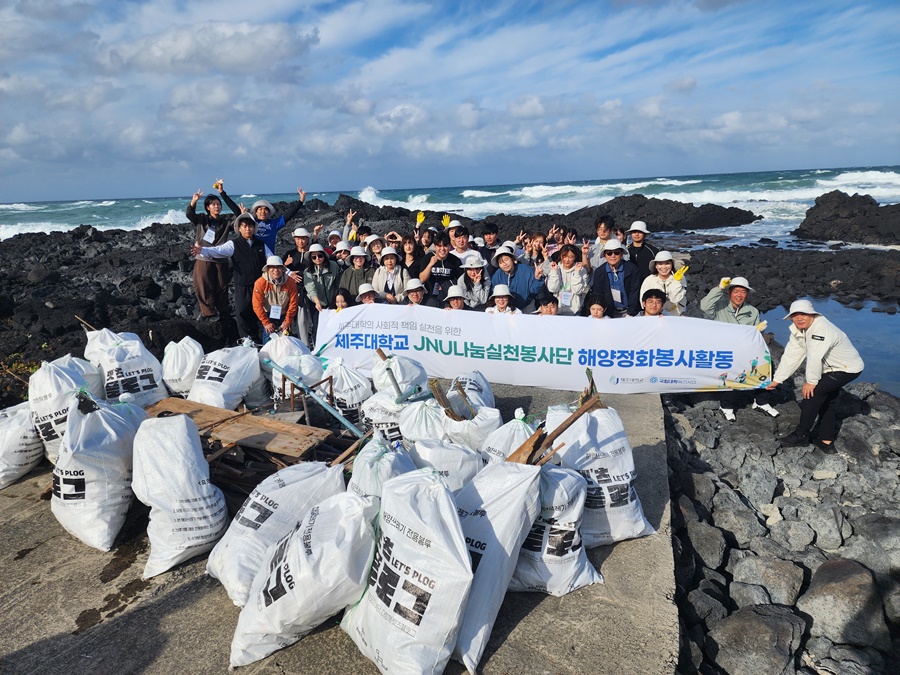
left=508, top=95, right=545, bottom=119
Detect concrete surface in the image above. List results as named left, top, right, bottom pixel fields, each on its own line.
left=0, top=388, right=677, bottom=675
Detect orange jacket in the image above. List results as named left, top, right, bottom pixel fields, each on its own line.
left=252, top=274, right=299, bottom=330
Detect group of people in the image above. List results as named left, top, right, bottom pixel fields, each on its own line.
left=186, top=185, right=864, bottom=451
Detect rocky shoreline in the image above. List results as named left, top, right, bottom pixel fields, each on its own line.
left=1, top=193, right=898, bottom=672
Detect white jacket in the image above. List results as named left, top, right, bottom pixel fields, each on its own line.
left=773, top=315, right=864, bottom=385
left=640, top=275, right=686, bottom=316
left=546, top=263, right=589, bottom=315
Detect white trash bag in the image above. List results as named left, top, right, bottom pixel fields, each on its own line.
left=347, top=433, right=417, bottom=505
left=509, top=464, right=603, bottom=596
left=359, top=390, right=406, bottom=443
left=50, top=394, right=146, bottom=551
left=239, top=340, right=272, bottom=409
left=0, top=402, right=44, bottom=490
left=320, top=357, right=372, bottom=426
left=52, top=354, right=105, bottom=400
left=443, top=405, right=503, bottom=452
left=188, top=346, right=260, bottom=410
left=398, top=398, right=449, bottom=443
left=342, top=470, right=473, bottom=675
left=162, top=336, right=204, bottom=396
left=371, top=352, right=427, bottom=395
left=29, top=360, right=89, bottom=464
left=452, top=462, right=541, bottom=673
left=258, top=334, right=310, bottom=375
left=97, top=338, right=166, bottom=408
left=544, top=406, right=654, bottom=547
left=408, top=439, right=482, bottom=493
left=480, top=408, right=535, bottom=465
left=132, top=415, right=228, bottom=578
left=83, top=328, right=141, bottom=367
left=271, top=354, right=324, bottom=401
left=207, top=462, right=346, bottom=607
left=448, top=370, right=495, bottom=411
left=230, top=492, right=377, bottom=668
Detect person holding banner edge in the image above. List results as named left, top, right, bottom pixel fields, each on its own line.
left=700, top=276, right=778, bottom=421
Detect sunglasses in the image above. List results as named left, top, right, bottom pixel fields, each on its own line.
left=310, top=253, right=325, bottom=260
left=604, top=251, right=622, bottom=256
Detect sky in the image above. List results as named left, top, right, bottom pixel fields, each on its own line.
left=1, top=0, right=898, bottom=202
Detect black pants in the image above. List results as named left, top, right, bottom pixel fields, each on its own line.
left=796, top=371, right=861, bottom=441
left=233, top=284, right=259, bottom=340
left=719, top=389, right=773, bottom=409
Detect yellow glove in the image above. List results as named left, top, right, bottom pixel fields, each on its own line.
left=756, top=321, right=768, bottom=332
left=673, top=265, right=689, bottom=281
left=441, top=214, right=451, bottom=228
left=416, top=211, right=425, bottom=225
left=719, top=277, right=731, bottom=290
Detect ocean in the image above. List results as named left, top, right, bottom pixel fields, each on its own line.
left=2, top=165, right=898, bottom=395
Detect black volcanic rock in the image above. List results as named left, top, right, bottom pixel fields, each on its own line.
left=794, top=190, right=900, bottom=245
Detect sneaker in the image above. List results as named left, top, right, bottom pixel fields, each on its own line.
left=812, top=438, right=837, bottom=454
left=752, top=401, right=780, bottom=418
left=778, top=431, right=809, bottom=448
left=720, top=407, right=736, bottom=422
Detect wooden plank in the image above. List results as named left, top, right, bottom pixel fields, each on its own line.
left=144, top=398, right=330, bottom=458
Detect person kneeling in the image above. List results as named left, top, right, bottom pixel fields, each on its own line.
left=253, top=256, right=300, bottom=341
left=639, top=288, right=666, bottom=317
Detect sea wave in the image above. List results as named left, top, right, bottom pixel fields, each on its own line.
left=0, top=202, right=45, bottom=212
left=97, top=200, right=116, bottom=207
left=460, top=190, right=499, bottom=198
left=817, top=169, right=900, bottom=192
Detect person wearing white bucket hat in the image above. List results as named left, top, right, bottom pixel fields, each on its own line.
left=338, top=245, right=375, bottom=298
left=282, top=227, right=312, bottom=275
left=640, top=251, right=687, bottom=316
left=371, top=246, right=410, bottom=303
left=242, top=185, right=307, bottom=252
left=456, top=255, right=492, bottom=310
left=626, top=221, right=659, bottom=284
left=589, top=239, right=640, bottom=318
left=443, top=285, right=467, bottom=311
left=767, top=300, right=865, bottom=450
left=355, top=283, right=379, bottom=304
left=700, top=274, right=776, bottom=421
left=485, top=284, right=522, bottom=315
left=401, top=278, right=441, bottom=308
left=252, top=255, right=300, bottom=340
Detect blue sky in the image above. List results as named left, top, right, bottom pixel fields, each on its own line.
left=1, top=0, right=898, bottom=202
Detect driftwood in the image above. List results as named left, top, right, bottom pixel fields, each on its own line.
left=506, top=393, right=602, bottom=465
left=428, top=378, right=466, bottom=421
left=329, top=428, right=374, bottom=467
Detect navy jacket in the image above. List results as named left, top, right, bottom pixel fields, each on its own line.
left=590, top=261, right=641, bottom=317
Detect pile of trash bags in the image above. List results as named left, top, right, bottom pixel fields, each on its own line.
left=1, top=333, right=656, bottom=674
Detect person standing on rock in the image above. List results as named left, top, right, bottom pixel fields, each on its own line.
left=246, top=187, right=307, bottom=253
left=191, top=213, right=270, bottom=341
left=187, top=181, right=242, bottom=320
left=700, top=276, right=779, bottom=421
left=767, top=300, right=864, bottom=450
left=252, top=256, right=300, bottom=341
left=626, top=221, right=659, bottom=285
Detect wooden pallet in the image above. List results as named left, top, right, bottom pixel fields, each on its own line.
left=144, top=398, right=332, bottom=458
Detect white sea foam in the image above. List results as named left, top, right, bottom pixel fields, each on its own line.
left=133, top=209, right=185, bottom=228
left=97, top=200, right=116, bottom=206
left=0, top=202, right=45, bottom=212
left=240, top=194, right=257, bottom=199
left=460, top=190, right=499, bottom=198
left=406, top=193, right=430, bottom=205
left=817, top=170, right=900, bottom=193
left=0, top=222, right=77, bottom=240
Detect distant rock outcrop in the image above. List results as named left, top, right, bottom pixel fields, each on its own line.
left=794, top=190, right=900, bottom=245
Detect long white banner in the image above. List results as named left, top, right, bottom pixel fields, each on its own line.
left=315, top=305, right=772, bottom=394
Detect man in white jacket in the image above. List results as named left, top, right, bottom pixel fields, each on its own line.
left=767, top=300, right=864, bottom=450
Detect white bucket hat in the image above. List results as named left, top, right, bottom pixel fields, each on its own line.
left=445, top=285, right=465, bottom=300
left=406, top=278, right=425, bottom=292
left=252, top=200, right=275, bottom=216
left=356, top=283, right=377, bottom=302
left=380, top=246, right=399, bottom=262
left=349, top=246, right=368, bottom=258
left=308, top=243, right=325, bottom=254
left=461, top=255, right=487, bottom=269
left=448, top=219, right=462, bottom=230
left=364, top=234, right=384, bottom=251
left=627, top=220, right=650, bottom=234
left=292, top=227, right=310, bottom=238
left=602, top=239, right=625, bottom=252
left=262, top=255, right=285, bottom=272
left=335, top=241, right=351, bottom=253
left=490, top=284, right=514, bottom=300
left=328, top=229, right=342, bottom=240
left=783, top=299, right=820, bottom=319
left=729, top=276, right=753, bottom=292
left=649, top=250, right=676, bottom=273
left=233, top=213, right=257, bottom=233
left=491, top=247, right=516, bottom=267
